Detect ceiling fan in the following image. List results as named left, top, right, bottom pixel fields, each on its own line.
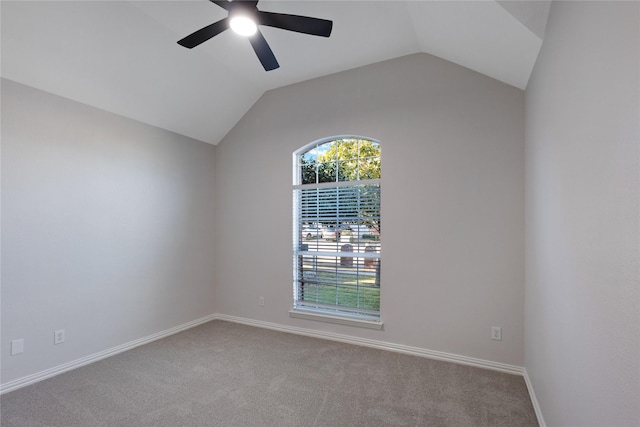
left=178, top=0, right=333, bottom=71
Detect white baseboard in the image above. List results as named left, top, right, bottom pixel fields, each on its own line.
left=523, top=368, right=547, bottom=427
left=0, top=313, right=218, bottom=395
left=214, top=313, right=525, bottom=376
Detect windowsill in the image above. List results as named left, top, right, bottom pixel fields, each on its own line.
left=289, top=309, right=384, bottom=330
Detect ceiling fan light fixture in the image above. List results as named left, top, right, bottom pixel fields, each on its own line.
left=177, top=0, right=333, bottom=71
left=230, top=15, right=257, bottom=36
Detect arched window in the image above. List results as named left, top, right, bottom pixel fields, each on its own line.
left=292, top=136, right=381, bottom=324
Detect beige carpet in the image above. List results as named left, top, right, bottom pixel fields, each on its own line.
left=1, top=320, right=538, bottom=426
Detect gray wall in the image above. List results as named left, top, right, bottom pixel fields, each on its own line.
left=524, top=2, right=640, bottom=426
left=1, top=79, right=217, bottom=383
left=214, top=53, right=526, bottom=366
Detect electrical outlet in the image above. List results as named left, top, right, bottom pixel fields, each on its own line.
left=11, top=339, right=24, bottom=356
left=259, top=297, right=265, bottom=307
left=491, top=327, right=502, bottom=341
left=54, top=329, right=65, bottom=345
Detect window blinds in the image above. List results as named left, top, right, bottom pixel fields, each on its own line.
left=293, top=181, right=381, bottom=319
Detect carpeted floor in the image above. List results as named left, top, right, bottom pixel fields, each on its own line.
left=1, top=320, right=538, bottom=426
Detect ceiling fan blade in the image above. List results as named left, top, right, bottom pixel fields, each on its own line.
left=248, top=30, right=279, bottom=71
left=178, top=18, right=229, bottom=48
left=258, top=11, right=332, bottom=37
left=209, top=0, right=232, bottom=11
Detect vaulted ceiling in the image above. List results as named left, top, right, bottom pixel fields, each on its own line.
left=1, top=1, right=551, bottom=145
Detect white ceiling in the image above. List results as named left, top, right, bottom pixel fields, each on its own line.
left=1, top=1, right=551, bottom=145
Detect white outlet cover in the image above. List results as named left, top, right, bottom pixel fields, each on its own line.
left=11, top=339, right=24, bottom=355
left=54, top=329, right=65, bottom=345
left=491, top=327, right=502, bottom=340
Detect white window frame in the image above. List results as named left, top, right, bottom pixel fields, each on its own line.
left=291, top=136, right=382, bottom=329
